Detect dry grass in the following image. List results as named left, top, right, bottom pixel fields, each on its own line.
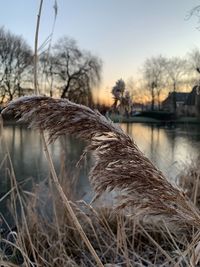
left=2, top=96, right=200, bottom=227
left=179, top=157, right=200, bottom=208
left=1, top=176, right=199, bottom=267
left=2, top=97, right=200, bottom=266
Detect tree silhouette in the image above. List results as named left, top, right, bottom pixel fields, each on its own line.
left=143, top=56, right=166, bottom=111
left=0, top=27, right=32, bottom=102
left=42, top=37, right=102, bottom=106
left=165, top=57, right=187, bottom=112
left=111, top=79, right=131, bottom=116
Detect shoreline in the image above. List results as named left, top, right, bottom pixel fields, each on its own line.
left=109, top=115, right=200, bottom=124
left=2, top=116, right=200, bottom=126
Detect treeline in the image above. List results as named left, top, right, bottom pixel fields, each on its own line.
left=1, top=26, right=200, bottom=109
left=110, top=50, right=200, bottom=113
left=0, top=27, right=32, bottom=103
left=0, top=27, right=102, bottom=106
left=141, top=53, right=199, bottom=111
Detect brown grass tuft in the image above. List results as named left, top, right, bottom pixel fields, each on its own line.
left=179, top=158, right=200, bottom=208
left=8, top=187, right=197, bottom=266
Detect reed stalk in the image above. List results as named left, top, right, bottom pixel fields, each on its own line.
left=34, top=0, right=43, bottom=95
left=32, top=1, right=104, bottom=266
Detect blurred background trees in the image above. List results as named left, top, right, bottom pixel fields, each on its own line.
left=41, top=37, right=102, bottom=106
left=111, top=79, right=132, bottom=116
left=0, top=28, right=102, bottom=107
left=111, top=79, right=126, bottom=110
left=0, top=27, right=32, bottom=103
left=142, top=55, right=166, bottom=111
left=1, top=25, right=200, bottom=115
left=165, top=57, right=187, bottom=112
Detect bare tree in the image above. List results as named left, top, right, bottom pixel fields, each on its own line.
left=188, top=48, right=200, bottom=117
left=186, top=5, right=200, bottom=29
left=0, top=27, right=32, bottom=102
left=111, top=79, right=131, bottom=116
left=47, top=37, right=102, bottom=106
left=188, top=48, right=200, bottom=72
left=111, top=79, right=126, bottom=110
left=188, top=48, right=200, bottom=88
left=126, top=77, right=137, bottom=102
left=165, top=57, right=187, bottom=112
left=143, top=55, right=166, bottom=110
left=186, top=7, right=200, bottom=117
left=39, top=52, right=57, bottom=97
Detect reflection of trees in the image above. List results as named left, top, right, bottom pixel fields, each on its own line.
left=150, top=125, right=154, bottom=162
left=49, top=136, right=91, bottom=200
left=149, top=125, right=161, bottom=164
left=124, top=123, right=131, bottom=136
left=169, top=128, right=176, bottom=164
left=163, top=124, right=200, bottom=165
left=19, top=127, right=23, bottom=162
left=0, top=126, right=92, bottom=202
left=58, top=135, right=86, bottom=166
left=10, top=126, right=25, bottom=170
left=121, top=123, right=179, bottom=175
left=11, top=125, right=16, bottom=159
left=1, top=124, right=200, bottom=210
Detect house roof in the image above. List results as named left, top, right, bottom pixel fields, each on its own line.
left=162, top=92, right=189, bottom=105
left=185, top=85, right=198, bottom=106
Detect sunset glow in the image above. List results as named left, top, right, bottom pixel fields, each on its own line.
left=1, top=0, right=200, bottom=105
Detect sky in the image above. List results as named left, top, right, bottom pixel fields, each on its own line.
left=1, top=0, right=200, bottom=104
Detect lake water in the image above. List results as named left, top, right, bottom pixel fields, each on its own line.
left=1, top=123, right=200, bottom=224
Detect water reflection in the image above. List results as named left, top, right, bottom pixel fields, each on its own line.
left=121, top=123, right=200, bottom=179
left=0, top=123, right=200, bottom=224
left=1, top=123, right=200, bottom=187
left=0, top=126, right=90, bottom=200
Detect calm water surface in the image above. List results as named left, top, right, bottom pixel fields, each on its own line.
left=0, top=123, right=200, bottom=223
left=121, top=123, right=200, bottom=179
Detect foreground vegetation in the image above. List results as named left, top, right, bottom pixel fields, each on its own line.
left=0, top=150, right=200, bottom=266
left=0, top=96, right=200, bottom=266
left=110, top=114, right=200, bottom=124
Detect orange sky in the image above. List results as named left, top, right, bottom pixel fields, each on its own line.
left=92, top=86, right=169, bottom=106
left=1, top=0, right=200, bottom=107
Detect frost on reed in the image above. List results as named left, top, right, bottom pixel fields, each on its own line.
left=2, top=95, right=200, bottom=227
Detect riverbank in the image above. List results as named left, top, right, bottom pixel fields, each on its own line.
left=2, top=115, right=200, bottom=126
left=110, top=114, right=200, bottom=124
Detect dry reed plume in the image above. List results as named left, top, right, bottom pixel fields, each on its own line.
left=179, top=158, right=200, bottom=208
left=2, top=95, right=200, bottom=228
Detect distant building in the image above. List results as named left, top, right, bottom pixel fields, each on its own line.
left=162, top=86, right=200, bottom=117
left=184, top=85, right=200, bottom=117
left=162, top=92, right=189, bottom=115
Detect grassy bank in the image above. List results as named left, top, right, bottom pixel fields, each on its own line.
left=110, top=114, right=200, bottom=124
left=1, top=159, right=200, bottom=266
